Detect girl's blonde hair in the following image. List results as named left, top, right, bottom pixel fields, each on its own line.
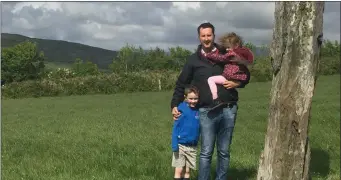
left=218, top=32, right=243, bottom=49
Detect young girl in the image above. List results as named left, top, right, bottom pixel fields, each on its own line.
left=171, top=85, right=200, bottom=180
left=205, top=32, right=254, bottom=109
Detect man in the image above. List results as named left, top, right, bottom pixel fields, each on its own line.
left=170, top=22, right=250, bottom=180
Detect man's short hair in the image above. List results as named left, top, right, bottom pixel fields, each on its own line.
left=197, top=22, right=215, bottom=35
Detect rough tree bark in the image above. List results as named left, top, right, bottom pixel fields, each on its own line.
left=257, top=2, right=324, bottom=180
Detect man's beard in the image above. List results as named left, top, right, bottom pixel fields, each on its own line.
left=203, top=40, right=211, bottom=45
left=202, top=42, right=215, bottom=52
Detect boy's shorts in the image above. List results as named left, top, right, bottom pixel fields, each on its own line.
left=172, top=144, right=197, bottom=170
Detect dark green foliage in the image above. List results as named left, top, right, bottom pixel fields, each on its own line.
left=1, top=71, right=179, bottom=99
left=72, top=58, right=100, bottom=76
left=320, top=40, right=340, bottom=57
left=248, top=56, right=273, bottom=82
left=1, top=41, right=45, bottom=83
left=109, top=45, right=192, bottom=73
left=1, top=33, right=339, bottom=99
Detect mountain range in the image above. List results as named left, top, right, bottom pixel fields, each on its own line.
left=1, top=33, right=269, bottom=70
left=1, top=33, right=118, bottom=69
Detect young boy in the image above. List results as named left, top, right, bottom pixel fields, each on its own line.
left=171, top=85, right=200, bottom=180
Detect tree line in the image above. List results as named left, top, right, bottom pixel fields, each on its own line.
left=1, top=40, right=339, bottom=98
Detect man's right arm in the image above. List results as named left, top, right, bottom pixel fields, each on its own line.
left=170, top=58, right=193, bottom=110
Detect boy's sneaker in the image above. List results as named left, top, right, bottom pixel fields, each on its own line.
left=210, top=99, right=225, bottom=110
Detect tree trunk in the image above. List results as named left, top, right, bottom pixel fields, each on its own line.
left=257, top=2, right=324, bottom=180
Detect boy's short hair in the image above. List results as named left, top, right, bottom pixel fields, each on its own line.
left=219, top=32, right=243, bottom=48
left=184, top=85, right=199, bottom=97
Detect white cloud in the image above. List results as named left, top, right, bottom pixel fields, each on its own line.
left=12, top=17, right=35, bottom=30
left=11, top=2, right=63, bottom=13
left=1, top=2, right=340, bottom=51
left=172, top=2, right=201, bottom=11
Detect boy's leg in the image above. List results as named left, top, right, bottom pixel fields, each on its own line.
left=184, top=166, right=191, bottom=178
left=207, top=75, right=227, bottom=100
left=182, top=145, right=197, bottom=179
left=172, top=151, right=186, bottom=179
left=174, top=167, right=183, bottom=179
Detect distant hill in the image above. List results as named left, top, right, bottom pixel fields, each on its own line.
left=1, top=33, right=118, bottom=69
left=1, top=33, right=270, bottom=70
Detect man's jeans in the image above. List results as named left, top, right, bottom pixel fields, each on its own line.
left=198, top=104, right=238, bottom=180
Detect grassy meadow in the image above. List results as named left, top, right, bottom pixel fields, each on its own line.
left=1, top=75, right=340, bottom=180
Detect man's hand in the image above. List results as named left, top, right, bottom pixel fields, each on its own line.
left=223, top=80, right=241, bottom=89
left=172, top=107, right=181, bottom=120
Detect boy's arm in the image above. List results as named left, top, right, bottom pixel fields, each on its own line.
left=171, top=104, right=184, bottom=152
left=171, top=120, right=180, bottom=152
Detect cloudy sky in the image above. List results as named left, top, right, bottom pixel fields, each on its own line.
left=1, top=2, right=340, bottom=51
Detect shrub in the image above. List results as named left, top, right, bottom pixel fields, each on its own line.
left=1, top=41, right=45, bottom=83
left=318, top=56, right=340, bottom=75
left=46, top=68, right=77, bottom=79
left=249, top=57, right=273, bottom=82
left=1, top=71, right=179, bottom=99
left=1, top=55, right=339, bottom=99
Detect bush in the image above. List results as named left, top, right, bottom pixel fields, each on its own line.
left=2, top=55, right=339, bottom=99
left=1, top=41, right=45, bottom=83
left=318, top=56, right=340, bottom=75
left=2, top=44, right=340, bottom=99
left=46, top=68, right=77, bottom=79
left=1, top=71, right=179, bottom=99
left=249, top=57, right=273, bottom=82
left=248, top=55, right=340, bottom=82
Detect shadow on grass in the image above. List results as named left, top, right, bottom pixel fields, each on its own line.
left=190, top=148, right=330, bottom=180
left=227, top=167, right=257, bottom=180
left=309, top=148, right=330, bottom=178
left=192, top=166, right=257, bottom=180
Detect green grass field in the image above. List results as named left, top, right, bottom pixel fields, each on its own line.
left=2, top=75, right=340, bottom=180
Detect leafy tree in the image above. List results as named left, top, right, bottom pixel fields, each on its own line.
left=321, top=39, right=340, bottom=57
left=143, top=47, right=168, bottom=70
left=72, top=58, right=100, bottom=76
left=1, top=41, right=45, bottom=83
left=167, top=46, right=192, bottom=70
left=109, top=44, right=139, bottom=73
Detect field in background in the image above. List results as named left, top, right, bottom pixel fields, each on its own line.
left=1, top=75, right=340, bottom=180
